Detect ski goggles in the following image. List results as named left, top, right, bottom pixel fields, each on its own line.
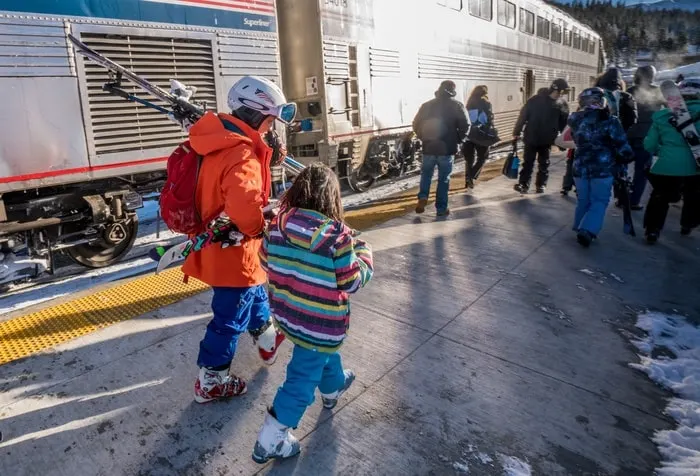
left=273, top=102, right=297, bottom=125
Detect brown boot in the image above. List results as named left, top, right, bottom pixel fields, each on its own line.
left=415, top=198, right=428, bottom=214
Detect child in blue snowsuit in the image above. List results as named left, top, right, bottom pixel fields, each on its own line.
left=569, top=88, right=634, bottom=247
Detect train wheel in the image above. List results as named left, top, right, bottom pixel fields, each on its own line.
left=67, top=214, right=138, bottom=268
left=339, top=156, right=376, bottom=193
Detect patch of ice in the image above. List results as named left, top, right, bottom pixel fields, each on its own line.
left=452, top=461, right=469, bottom=473
left=498, top=454, right=532, bottom=476
left=476, top=452, right=493, bottom=465
left=628, top=312, right=700, bottom=475
left=610, top=273, right=625, bottom=283
left=579, top=268, right=596, bottom=276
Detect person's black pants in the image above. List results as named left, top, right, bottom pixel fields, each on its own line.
left=463, top=142, right=489, bottom=183
left=518, top=144, right=551, bottom=189
left=643, top=173, right=700, bottom=234
left=561, top=151, right=575, bottom=192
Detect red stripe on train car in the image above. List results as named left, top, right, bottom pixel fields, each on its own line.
left=0, top=157, right=167, bottom=184
left=181, top=0, right=275, bottom=13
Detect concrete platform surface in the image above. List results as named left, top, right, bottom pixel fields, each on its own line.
left=2, top=156, right=699, bottom=476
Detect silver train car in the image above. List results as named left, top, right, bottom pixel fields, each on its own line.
left=0, top=0, right=601, bottom=284
left=279, top=0, right=602, bottom=191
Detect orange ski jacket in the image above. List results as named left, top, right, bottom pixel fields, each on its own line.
left=182, top=112, right=272, bottom=287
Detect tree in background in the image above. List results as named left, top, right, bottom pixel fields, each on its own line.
left=547, top=0, right=700, bottom=67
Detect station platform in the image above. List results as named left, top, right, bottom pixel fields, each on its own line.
left=1, top=156, right=698, bottom=475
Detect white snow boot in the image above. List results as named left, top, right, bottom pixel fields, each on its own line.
left=252, top=409, right=301, bottom=464
left=320, top=369, right=355, bottom=409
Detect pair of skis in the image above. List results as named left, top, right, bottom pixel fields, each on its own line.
left=68, top=33, right=308, bottom=272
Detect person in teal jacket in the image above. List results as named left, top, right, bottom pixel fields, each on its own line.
left=643, top=79, right=700, bottom=243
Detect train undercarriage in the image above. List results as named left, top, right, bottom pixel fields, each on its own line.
left=0, top=173, right=164, bottom=287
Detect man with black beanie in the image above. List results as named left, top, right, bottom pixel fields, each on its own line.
left=513, top=78, right=570, bottom=193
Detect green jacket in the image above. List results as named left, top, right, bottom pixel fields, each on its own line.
left=644, top=99, right=700, bottom=176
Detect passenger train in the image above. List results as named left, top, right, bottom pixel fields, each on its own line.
left=0, top=0, right=602, bottom=284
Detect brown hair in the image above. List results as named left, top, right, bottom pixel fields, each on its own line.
left=282, top=163, right=344, bottom=222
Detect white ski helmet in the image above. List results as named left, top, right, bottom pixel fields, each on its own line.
left=227, top=75, right=297, bottom=125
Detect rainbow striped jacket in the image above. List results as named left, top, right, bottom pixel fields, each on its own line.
left=259, top=207, right=374, bottom=353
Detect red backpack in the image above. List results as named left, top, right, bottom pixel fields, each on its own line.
left=160, top=118, right=246, bottom=235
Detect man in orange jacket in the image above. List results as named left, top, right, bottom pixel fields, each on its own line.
left=183, top=76, right=297, bottom=403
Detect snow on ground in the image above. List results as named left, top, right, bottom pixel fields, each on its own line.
left=628, top=312, right=700, bottom=476
left=498, top=454, right=532, bottom=476
left=657, top=62, right=700, bottom=82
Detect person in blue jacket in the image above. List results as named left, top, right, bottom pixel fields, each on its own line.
left=569, top=88, right=634, bottom=247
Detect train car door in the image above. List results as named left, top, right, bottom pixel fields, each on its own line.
left=523, top=69, right=534, bottom=103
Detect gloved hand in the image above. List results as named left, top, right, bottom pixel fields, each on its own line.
left=168, top=112, right=195, bottom=132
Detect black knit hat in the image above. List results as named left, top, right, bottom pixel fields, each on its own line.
left=437, top=80, right=457, bottom=97
left=550, top=78, right=570, bottom=92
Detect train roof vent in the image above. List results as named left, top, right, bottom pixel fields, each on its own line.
left=79, top=32, right=216, bottom=156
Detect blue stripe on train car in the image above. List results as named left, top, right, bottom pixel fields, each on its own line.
left=0, top=0, right=276, bottom=32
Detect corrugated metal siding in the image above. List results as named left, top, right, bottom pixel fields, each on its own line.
left=80, top=32, right=215, bottom=155
left=369, top=48, right=400, bottom=78
left=217, top=33, right=279, bottom=82
left=323, top=41, right=350, bottom=79
left=0, top=17, right=74, bottom=77
left=418, top=52, right=520, bottom=81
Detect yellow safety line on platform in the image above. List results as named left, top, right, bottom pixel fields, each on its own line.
left=0, top=268, right=208, bottom=365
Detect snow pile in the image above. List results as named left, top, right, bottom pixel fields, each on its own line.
left=498, top=454, right=532, bottom=476
left=629, top=312, right=700, bottom=475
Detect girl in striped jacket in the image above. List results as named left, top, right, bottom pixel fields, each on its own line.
left=252, top=163, right=374, bottom=463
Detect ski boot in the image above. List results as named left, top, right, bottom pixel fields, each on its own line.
left=252, top=408, right=301, bottom=464
left=535, top=186, right=546, bottom=194
left=645, top=230, right=659, bottom=244
left=321, top=370, right=356, bottom=409
left=194, top=368, right=247, bottom=403
left=513, top=183, right=528, bottom=194
left=250, top=321, right=286, bottom=366
left=576, top=230, right=594, bottom=248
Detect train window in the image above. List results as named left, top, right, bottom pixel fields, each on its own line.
left=573, top=30, right=582, bottom=50
left=563, top=28, right=572, bottom=46
left=468, top=0, right=492, bottom=20
left=497, top=0, right=516, bottom=28
left=536, top=16, right=550, bottom=39
left=519, top=8, right=534, bottom=34
left=581, top=35, right=589, bottom=52
left=437, top=0, right=462, bottom=11
left=551, top=22, right=562, bottom=43
left=588, top=35, right=596, bottom=54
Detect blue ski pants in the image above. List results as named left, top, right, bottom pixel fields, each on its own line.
left=197, top=285, right=270, bottom=369
left=573, top=176, right=614, bottom=236
left=272, top=345, right=346, bottom=428
left=418, top=155, right=454, bottom=213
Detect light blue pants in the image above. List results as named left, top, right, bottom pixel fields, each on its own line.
left=418, top=155, right=454, bottom=213
left=573, top=176, right=614, bottom=236
left=272, top=345, right=346, bottom=428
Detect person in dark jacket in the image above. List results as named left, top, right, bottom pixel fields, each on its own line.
left=626, top=66, right=665, bottom=209
left=569, top=88, right=634, bottom=247
left=513, top=78, right=570, bottom=193
left=413, top=80, right=471, bottom=216
left=595, top=68, right=638, bottom=132
left=463, top=85, right=494, bottom=189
